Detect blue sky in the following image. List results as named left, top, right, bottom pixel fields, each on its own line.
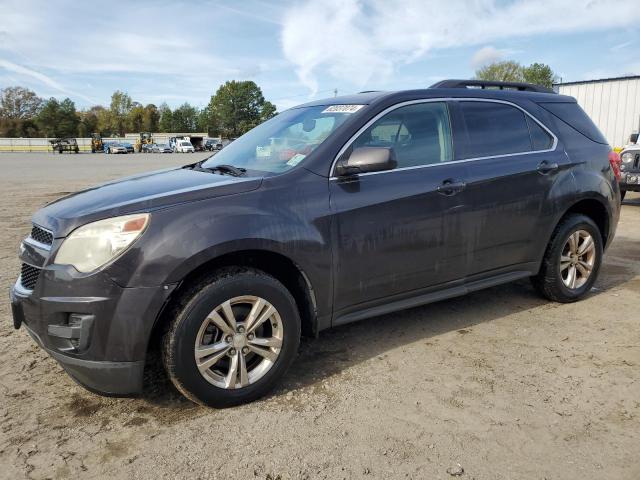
left=1, top=0, right=639, bottom=111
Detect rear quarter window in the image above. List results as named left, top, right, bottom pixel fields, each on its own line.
left=459, top=101, right=532, bottom=158
left=538, top=102, right=608, bottom=144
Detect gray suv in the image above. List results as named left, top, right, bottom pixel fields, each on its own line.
left=11, top=80, right=622, bottom=407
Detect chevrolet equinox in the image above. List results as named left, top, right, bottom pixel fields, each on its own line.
left=11, top=80, right=622, bottom=407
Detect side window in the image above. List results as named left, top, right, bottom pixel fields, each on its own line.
left=352, top=102, right=453, bottom=168
left=460, top=102, right=532, bottom=158
left=526, top=116, right=554, bottom=150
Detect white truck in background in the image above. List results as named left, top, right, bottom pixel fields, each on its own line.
left=619, top=132, right=640, bottom=200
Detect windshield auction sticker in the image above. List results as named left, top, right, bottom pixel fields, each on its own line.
left=321, top=105, right=365, bottom=114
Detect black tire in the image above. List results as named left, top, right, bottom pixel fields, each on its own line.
left=162, top=268, right=301, bottom=407
left=531, top=214, right=603, bottom=303
left=620, top=190, right=626, bottom=202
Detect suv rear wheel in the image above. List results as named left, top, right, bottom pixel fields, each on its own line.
left=532, top=214, right=603, bottom=303
left=162, top=268, right=300, bottom=407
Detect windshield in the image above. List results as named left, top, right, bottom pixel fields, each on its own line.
left=201, top=105, right=360, bottom=173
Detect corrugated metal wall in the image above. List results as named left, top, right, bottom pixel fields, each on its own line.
left=557, top=77, right=640, bottom=148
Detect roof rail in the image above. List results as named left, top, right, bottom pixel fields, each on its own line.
left=430, top=79, right=555, bottom=94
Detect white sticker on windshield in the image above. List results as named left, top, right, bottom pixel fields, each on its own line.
left=321, top=104, right=365, bottom=114
left=287, top=153, right=306, bottom=166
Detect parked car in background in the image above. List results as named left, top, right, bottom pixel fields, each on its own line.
left=619, top=133, right=640, bottom=200
left=205, top=139, right=223, bottom=151
left=175, top=140, right=195, bottom=153
left=141, top=143, right=155, bottom=153
left=152, top=143, right=173, bottom=153
left=11, top=80, right=621, bottom=408
left=106, top=143, right=128, bottom=154
left=122, top=142, right=135, bottom=154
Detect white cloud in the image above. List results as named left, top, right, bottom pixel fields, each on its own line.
left=471, top=46, right=513, bottom=69
left=281, top=0, right=640, bottom=92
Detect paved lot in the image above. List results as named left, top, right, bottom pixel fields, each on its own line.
left=0, top=153, right=639, bottom=480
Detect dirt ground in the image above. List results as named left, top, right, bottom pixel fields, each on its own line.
left=0, top=153, right=638, bottom=480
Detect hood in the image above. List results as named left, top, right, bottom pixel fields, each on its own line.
left=33, top=167, right=262, bottom=237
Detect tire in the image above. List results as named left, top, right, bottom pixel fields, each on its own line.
left=531, top=214, right=603, bottom=303
left=162, top=268, right=301, bottom=407
left=620, top=190, right=626, bottom=202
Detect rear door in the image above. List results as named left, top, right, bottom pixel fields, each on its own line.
left=453, top=100, right=569, bottom=277
left=329, top=101, right=470, bottom=317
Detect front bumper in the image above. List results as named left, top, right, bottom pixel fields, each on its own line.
left=10, top=267, right=176, bottom=396
left=620, top=172, right=640, bottom=191
left=22, top=320, right=145, bottom=396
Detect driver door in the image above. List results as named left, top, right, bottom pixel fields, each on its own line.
left=329, top=101, right=470, bottom=321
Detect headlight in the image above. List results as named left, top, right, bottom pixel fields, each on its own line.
left=55, top=213, right=150, bottom=273
left=621, top=152, right=634, bottom=163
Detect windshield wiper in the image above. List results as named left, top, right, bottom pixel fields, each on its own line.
left=208, top=164, right=247, bottom=176
left=187, top=162, right=246, bottom=177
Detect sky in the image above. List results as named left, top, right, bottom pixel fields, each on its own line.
left=1, top=0, right=640, bottom=112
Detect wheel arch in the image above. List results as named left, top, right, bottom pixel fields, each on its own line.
left=559, top=196, right=611, bottom=248
left=147, top=248, right=319, bottom=358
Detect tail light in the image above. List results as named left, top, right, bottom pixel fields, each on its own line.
left=609, top=151, right=622, bottom=181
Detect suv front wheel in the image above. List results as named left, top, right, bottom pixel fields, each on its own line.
left=532, top=214, right=603, bottom=303
left=162, top=268, right=301, bottom=407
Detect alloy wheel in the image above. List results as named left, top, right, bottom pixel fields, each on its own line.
left=560, top=230, right=596, bottom=289
left=194, top=295, right=283, bottom=389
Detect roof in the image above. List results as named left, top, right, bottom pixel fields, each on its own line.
left=296, top=86, right=569, bottom=110
left=555, top=75, right=640, bottom=87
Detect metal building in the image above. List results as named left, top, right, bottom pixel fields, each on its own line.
left=555, top=76, right=640, bottom=149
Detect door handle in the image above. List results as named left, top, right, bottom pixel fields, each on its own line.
left=436, top=179, right=466, bottom=196
left=537, top=160, right=559, bottom=175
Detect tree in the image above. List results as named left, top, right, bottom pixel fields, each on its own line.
left=523, top=63, right=557, bottom=89
left=475, top=60, right=524, bottom=83
left=109, top=90, right=133, bottom=135
left=207, top=80, right=277, bottom=138
left=57, top=98, right=80, bottom=137
left=127, top=104, right=145, bottom=133
left=78, top=106, right=101, bottom=137
left=260, top=101, right=277, bottom=123
left=0, top=86, right=42, bottom=120
left=35, top=98, right=79, bottom=137
left=476, top=61, right=558, bottom=88
left=158, top=103, right=173, bottom=132
left=172, top=103, right=198, bottom=132
left=35, top=98, right=61, bottom=137
left=142, top=104, right=159, bottom=132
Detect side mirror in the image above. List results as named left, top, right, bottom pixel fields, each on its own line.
left=630, top=133, right=639, bottom=144
left=335, top=147, right=397, bottom=176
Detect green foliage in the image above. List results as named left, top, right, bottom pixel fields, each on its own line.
left=475, top=61, right=557, bottom=88
left=142, top=104, right=159, bottom=132
left=109, top=90, right=133, bottom=136
left=171, top=103, right=198, bottom=132
left=127, top=103, right=145, bottom=133
left=476, top=60, right=525, bottom=83
left=522, top=63, right=557, bottom=89
left=158, top=103, right=173, bottom=132
left=0, top=81, right=277, bottom=138
left=207, top=80, right=278, bottom=138
left=35, top=97, right=79, bottom=138
left=0, top=86, right=43, bottom=120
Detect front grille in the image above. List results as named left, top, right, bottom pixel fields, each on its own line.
left=30, top=225, right=53, bottom=245
left=20, top=263, right=41, bottom=290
